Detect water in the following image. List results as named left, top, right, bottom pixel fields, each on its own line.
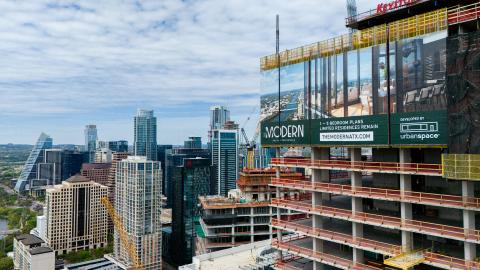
left=0, top=219, right=8, bottom=239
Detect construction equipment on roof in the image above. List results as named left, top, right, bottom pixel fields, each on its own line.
left=101, top=197, right=144, bottom=270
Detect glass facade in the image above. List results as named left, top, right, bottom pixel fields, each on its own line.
left=260, top=30, right=447, bottom=122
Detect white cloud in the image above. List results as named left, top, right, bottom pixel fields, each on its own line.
left=0, top=0, right=375, bottom=144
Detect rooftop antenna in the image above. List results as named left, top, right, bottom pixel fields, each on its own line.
left=276, top=14, right=281, bottom=127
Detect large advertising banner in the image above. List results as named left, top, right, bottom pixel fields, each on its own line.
left=261, top=111, right=447, bottom=146
left=391, top=110, right=448, bottom=145
left=261, top=120, right=310, bottom=146
left=311, top=115, right=389, bottom=145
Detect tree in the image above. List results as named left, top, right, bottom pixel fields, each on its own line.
left=0, top=257, right=13, bottom=270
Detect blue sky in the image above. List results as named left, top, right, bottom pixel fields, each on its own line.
left=0, top=0, right=373, bottom=145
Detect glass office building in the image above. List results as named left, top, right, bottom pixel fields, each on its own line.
left=15, top=133, right=53, bottom=192
left=134, top=109, right=157, bottom=161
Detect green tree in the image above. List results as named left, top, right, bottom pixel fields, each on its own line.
left=0, top=257, right=13, bottom=270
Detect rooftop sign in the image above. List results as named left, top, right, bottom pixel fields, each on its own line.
left=377, top=0, right=420, bottom=15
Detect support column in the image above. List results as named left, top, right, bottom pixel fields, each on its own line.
left=312, top=147, right=329, bottom=270
left=251, top=207, right=255, bottom=243
left=350, top=148, right=364, bottom=263
left=399, top=149, right=414, bottom=253
left=463, top=181, right=476, bottom=261
left=275, top=148, right=283, bottom=260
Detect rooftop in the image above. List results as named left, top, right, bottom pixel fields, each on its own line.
left=65, top=175, right=91, bottom=183
left=199, top=196, right=269, bottom=209
left=81, top=163, right=112, bottom=170
left=179, top=240, right=275, bottom=270
left=64, top=257, right=120, bottom=270
left=15, top=234, right=44, bottom=246
left=29, top=246, right=53, bottom=255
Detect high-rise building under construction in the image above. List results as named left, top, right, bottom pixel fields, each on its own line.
left=261, top=1, right=480, bottom=269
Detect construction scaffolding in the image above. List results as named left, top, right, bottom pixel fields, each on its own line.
left=260, top=8, right=448, bottom=71
left=443, top=154, right=480, bottom=181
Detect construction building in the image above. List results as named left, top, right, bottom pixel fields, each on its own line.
left=13, top=234, right=55, bottom=270
left=45, top=175, right=108, bottom=255
left=196, top=169, right=305, bottom=255
left=260, top=1, right=480, bottom=269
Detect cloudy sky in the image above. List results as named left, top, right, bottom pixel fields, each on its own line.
left=0, top=0, right=373, bottom=145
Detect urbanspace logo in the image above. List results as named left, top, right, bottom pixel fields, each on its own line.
left=376, top=0, right=419, bottom=14
left=399, top=117, right=440, bottom=141
left=264, top=124, right=305, bottom=139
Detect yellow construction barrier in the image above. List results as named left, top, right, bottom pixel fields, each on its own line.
left=260, top=8, right=447, bottom=71
left=443, top=154, right=480, bottom=181
left=384, top=249, right=427, bottom=270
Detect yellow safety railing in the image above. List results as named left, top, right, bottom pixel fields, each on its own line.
left=260, top=8, right=447, bottom=71
left=443, top=154, right=480, bottom=181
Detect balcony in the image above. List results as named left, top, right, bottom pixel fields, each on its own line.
left=270, top=178, right=480, bottom=211
left=272, top=236, right=382, bottom=270
left=272, top=218, right=400, bottom=256
left=448, top=2, right=480, bottom=25
left=271, top=158, right=442, bottom=176
left=271, top=198, right=480, bottom=243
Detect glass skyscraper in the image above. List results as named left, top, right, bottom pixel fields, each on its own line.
left=134, top=109, right=157, bottom=161
left=171, top=157, right=211, bottom=266
left=211, top=129, right=238, bottom=196
left=84, top=124, right=97, bottom=163
left=15, top=132, right=53, bottom=192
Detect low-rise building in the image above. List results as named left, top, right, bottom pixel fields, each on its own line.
left=13, top=234, right=55, bottom=270
left=179, top=240, right=275, bottom=270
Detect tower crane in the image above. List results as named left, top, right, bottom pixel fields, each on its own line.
left=240, top=106, right=259, bottom=169
left=101, top=197, right=144, bottom=270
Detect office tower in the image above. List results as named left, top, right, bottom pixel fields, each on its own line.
left=36, top=149, right=63, bottom=186
left=184, top=137, right=202, bottom=149
left=210, top=106, right=230, bottom=131
left=157, top=145, right=173, bottom=196
left=62, top=150, right=87, bottom=179
left=208, top=106, right=230, bottom=147
left=114, top=156, right=162, bottom=270
left=81, top=163, right=112, bottom=187
left=13, top=234, right=54, bottom=270
left=95, top=148, right=113, bottom=163
left=108, top=140, right=128, bottom=152
left=134, top=109, right=157, bottom=161
left=96, top=140, right=108, bottom=149
left=171, top=158, right=211, bottom=265
left=15, top=133, right=53, bottom=192
left=45, top=175, right=108, bottom=255
left=36, top=149, right=85, bottom=184
left=211, top=129, right=238, bottom=196
left=84, top=125, right=97, bottom=163
left=165, top=147, right=210, bottom=208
